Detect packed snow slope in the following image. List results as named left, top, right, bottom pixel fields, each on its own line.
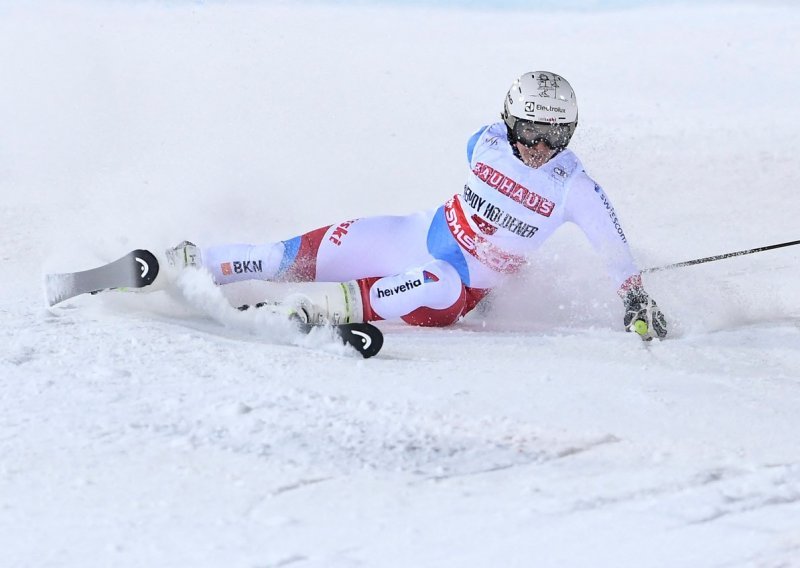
left=2, top=2, right=800, bottom=567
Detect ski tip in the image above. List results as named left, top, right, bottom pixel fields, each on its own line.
left=341, top=322, right=384, bottom=359
left=130, top=249, right=160, bottom=287
left=299, top=322, right=384, bottom=358
left=42, top=248, right=162, bottom=308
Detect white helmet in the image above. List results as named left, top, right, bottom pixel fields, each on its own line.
left=501, top=71, right=578, bottom=150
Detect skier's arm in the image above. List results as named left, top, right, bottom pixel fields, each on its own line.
left=564, top=176, right=667, bottom=338
left=563, top=176, right=640, bottom=291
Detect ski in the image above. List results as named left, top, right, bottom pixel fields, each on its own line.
left=237, top=303, right=384, bottom=359
left=303, top=321, right=383, bottom=359
left=45, top=249, right=385, bottom=358
left=44, top=249, right=160, bottom=307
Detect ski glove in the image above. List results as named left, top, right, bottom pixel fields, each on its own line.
left=623, top=288, right=668, bottom=340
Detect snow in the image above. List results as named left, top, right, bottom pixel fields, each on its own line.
left=2, top=1, right=800, bottom=566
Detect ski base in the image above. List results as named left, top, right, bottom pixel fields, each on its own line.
left=44, top=249, right=159, bottom=306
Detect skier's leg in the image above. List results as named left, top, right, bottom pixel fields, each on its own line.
left=255, top=259, right=489, bottom=328
left=194, top=210, right=435, bottom=285
left=171, top=209, right=493, bottom=326
left=197, top=225, right=328, bottom=285
left=310, top=212, right=435, bottom=282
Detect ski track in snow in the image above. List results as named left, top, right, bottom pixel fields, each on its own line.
left=3, top=1, right=800, bottom=567
left=5, top=292, right=800, bottom=566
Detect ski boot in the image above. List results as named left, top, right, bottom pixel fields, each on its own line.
left=165, top=240, right=202, bottom=269
left=239, top=281, right=365, bottom=326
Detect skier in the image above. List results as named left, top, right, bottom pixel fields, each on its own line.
left=168, top=71, right=668, bottom=339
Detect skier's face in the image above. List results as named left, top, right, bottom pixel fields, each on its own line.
left=515, top=140, right=556, bottom=169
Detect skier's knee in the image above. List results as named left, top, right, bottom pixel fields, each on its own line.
left=367, top=260, right=466, bottom=327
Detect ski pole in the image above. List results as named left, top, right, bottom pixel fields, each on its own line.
left=642, top=239, right=800, bottom=274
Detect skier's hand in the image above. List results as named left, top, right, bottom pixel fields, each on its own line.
left=623, top=288, right=667, bottom=340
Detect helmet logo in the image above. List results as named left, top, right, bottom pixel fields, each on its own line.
left=524, top=100, right=566, bottom=117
